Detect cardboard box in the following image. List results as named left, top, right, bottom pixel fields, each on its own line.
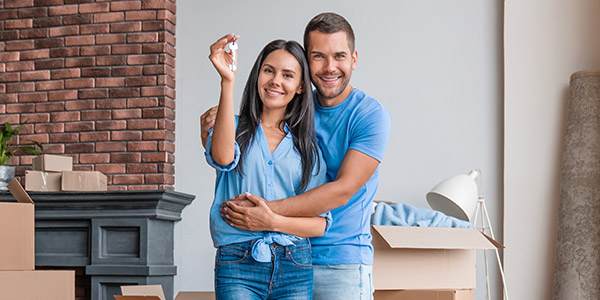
left=372, top=225, right=502, bottom=290
left=32, top=154, right=73, bottom=172
left=61, top=171, right=107, bottom=191
left=0, top=179, right=34, bottom=271
left=0, top=270, right=75, bottom=300
left=374, top=289, right=474, bottom=300
left=25, top=170, right=62, bottom=192
left=116, top=285, right=215, bottom=300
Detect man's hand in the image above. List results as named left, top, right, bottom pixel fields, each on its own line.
left=221, top=193, right=279, bottom=232
left=200, top=105, right=218, bottom=149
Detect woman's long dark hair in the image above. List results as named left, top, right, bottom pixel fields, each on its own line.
left=236, top=40, right=319, bottom=193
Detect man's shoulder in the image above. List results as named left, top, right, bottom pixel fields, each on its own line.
left=348, top=88, right=389, bottom=118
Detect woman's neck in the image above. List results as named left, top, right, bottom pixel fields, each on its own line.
left=260, top=108, right=286, bottom=130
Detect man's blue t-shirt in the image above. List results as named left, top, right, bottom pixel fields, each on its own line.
left=310, top=88, right=391, bottom=265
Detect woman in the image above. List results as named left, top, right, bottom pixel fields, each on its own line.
left=205, top=33, right=329, bottom=300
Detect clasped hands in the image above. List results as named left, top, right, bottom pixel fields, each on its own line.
left=220, top=192, right=278, bottom=232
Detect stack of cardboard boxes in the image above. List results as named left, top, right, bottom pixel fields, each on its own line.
left=25, top=154, right=107, bottom=192
left=0, top=179, right=75, bottom=299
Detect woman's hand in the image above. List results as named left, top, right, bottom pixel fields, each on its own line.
left=223, top=193, right=281, bottom=232
left=208, top=33, right=239, bottom=82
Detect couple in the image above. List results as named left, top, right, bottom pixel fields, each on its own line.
left=202, top=12, right=391, bottom=300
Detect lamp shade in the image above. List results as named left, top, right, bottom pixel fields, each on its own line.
left=426, top=170, right=480, bottom=222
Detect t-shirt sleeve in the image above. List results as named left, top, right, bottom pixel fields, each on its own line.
left=349, top=105, right=391, bottom=162
left=203, top=118, right=241, bottom=172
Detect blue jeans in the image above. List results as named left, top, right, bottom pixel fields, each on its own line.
left=214, top=239, right=313, bottom=300
left=313, top=264, right=373, bottom=300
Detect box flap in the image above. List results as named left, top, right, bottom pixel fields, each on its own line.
left=121, top=285, right=165, bottom=300
left=175, top=292, right=215, bottom=300
left=8, top=178, right=33, bottom=204
left=372, top=225, right=498, bottom=249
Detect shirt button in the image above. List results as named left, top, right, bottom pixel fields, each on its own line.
left=267, top=161, right=273, bottom=165
left=268, top=183, right=273, bottom=187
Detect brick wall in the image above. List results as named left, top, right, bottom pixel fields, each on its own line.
left=0, top=0, right=176, bottom=191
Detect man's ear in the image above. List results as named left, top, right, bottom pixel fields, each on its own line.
left=352, top=50, right=358, bottom=70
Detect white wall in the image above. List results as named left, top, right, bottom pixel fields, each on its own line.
left=504, top=0, right=600, bottom=299
left=175, top=1, right=503, bottom=298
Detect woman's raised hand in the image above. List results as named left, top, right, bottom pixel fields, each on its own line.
left=209, top=33, right=239, bottom=82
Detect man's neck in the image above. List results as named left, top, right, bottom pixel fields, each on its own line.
left=317, top=84, right=354, bottom=108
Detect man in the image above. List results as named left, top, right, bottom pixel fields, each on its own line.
left=201, top=12, right=391, bottom=300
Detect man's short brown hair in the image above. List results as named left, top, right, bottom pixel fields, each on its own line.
left=303, top=12, right=355, bottom=52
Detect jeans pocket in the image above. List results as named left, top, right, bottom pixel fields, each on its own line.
left=217, top=244, right=249, bottom=265
left=288, top=247, right=312, bottom=268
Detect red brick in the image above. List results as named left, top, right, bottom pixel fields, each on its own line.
left=17, top=7, right=48, bottom=18
left=34, top=59, right=64, bottom=70
left=127, top=141, right=157, bottom=152
left=51, top=68, right=80, bottom=79
left=158, top=162, right=174, bottom=173
left=141, top=43, right=165, bottom=54
left=80, top=24, right=109, bottom=35
left=79, top=88, right=108, bottom=99
left=96, top=141, right=126, bottom=152
left=113, top=174, right=144, bottom=184
left=146, top=174, right=174, bottom=185
left=5, top=40, right=35, bottom=51
left=141, top=152, right=168, bottom=163
left=96, top=164, right=126, bottom=174
left=65, top=78, right=94, bottom=89
left=157, top=75, right=175, bottom=88
left=5, top=0, right=34, bottom=8
left=96, top=98, right=126, bottom=109
left=48, top=89, right=78, bottom=102
left=35, top=80, right=64, bottom=91
left=142, top=20, right=166, bottom=32
left=49, top=133, right=79, bottom=143
left=65, top=143, right=94, bottom=153
left=19, top=134, right=49, bottom=144
left=33, top=16, right=62, bottom=28
left=127, top=32, right=158, bottom=43
left=109, top=88, right=139, bottom=98
left=79, top=67, right=109, bottom=78
left=79, top=2, right=109, bottom=13
left=0, top=114, right=20, bottom=124
left=96, top=77, right=124, bottom=87
left=36, top=144, right=64, bottom=154
left=111, top=153, right=141, bottom=163
left=125, top=76, right=156, bottom=87
left=6, top=103, right=35, bottom=113
left=19, top=28, right=47, bottom=39
left=111, top=110, right=141, bottom=121
left=81, top=110, right=110, bottom=120
left=80, top=45, right=110, bottom=56
left=144, top=130, right=174, bottom=141
left=65, top=57, right=95, bottom=67
left=94, top=12, right=124, bottom=23
left=35, top=102, right=65, bottom=112
left=5, top=19, right=33, bottom=29
left=16, top=124, right=34, bottom=135
left=48, top=5, right=78, bottom=16
left=0, top=30, right=19, bottom=40
left=96, top=56, right=126, bottom=66
left=143, top=107, right=174, bottom=119
left=112, top=66, right=142, bottom=76
left=0, top=72, right=19, bottom=82
left=128, top=97, right=158, bottom=108
left=128, top=54, right=158, bottom=65
left=125, top=10, right=155, bottom=21
left=8, top=82, right=35, bottom=93
left=141, top=0, right=168, bottom=9
left=111, top=21, right=141, bottom=33
left=34, top=0, right=64, bottom=6
left=96, top=33, right=126, bottom=44
left=127, top=163, right=157, bottom=173
left=111, top=1, right=141, bottom=11
left=141, top=86, right=166, bottom=97
left=160, top=32, right=176, bottom=47
left=157, top=10, right=175, bottom=25
left=0, top=84, right=4, bottom=93
left=65, top=35, right=95, bottom=46
left=64, top=121, right=94, bottom=132
left=112, top=44, right=141, bottom=55
left=111, top=131, right=141, bottom=141
left=6, top=61, right=33, bottom=72
left=127, top=119, right=157, bottom=130
left=62, top=14, right=93, bottom=25
left=0, top=9, right=19, bottom=20
left=74, top=165, right=95, bottom=171
left=20, top=49, right=50, bottom=60
left=21, top=71, right=50, bottom=82
left=96, top=120, right=126, bottom=130
left=80, top=131, right=110, bottom=142
left=49, top=25, right=79, bottom=37
left=64, top=100, right=94, bottom=110
left=50, top=111, right=79, bottom=122
left=0, top=94, right=18, bottom=104
left=162, top=53, right=175, bottom=67
left=49, top=47, right=79, bottom=57
left=0, top=52, right=19, bottom=62
left=108, top=185, right=128, bottom=191
left=35, top=123, right=64, bottom=133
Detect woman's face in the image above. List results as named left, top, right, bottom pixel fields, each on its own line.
left=257, top=49, right=303, bottom=111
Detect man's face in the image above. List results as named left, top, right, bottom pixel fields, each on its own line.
left=306, top=31, right=357, bottom=104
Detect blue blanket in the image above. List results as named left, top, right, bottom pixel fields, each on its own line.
left=371, top=202, right=474, bottom=228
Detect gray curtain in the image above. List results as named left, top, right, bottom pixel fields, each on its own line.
left=554, top=71, right=600, bottom=300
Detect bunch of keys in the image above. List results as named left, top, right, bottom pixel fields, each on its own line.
left=224, top=41, right=238, bottom=72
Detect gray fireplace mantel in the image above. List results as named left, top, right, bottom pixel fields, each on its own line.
left=0, top=189, right=195, bottom=300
